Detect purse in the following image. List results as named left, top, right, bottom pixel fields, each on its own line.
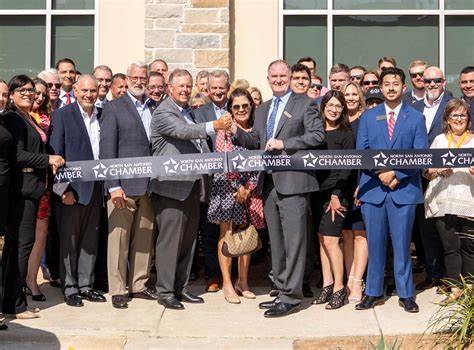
left=222, top=204, right=262, bottom=258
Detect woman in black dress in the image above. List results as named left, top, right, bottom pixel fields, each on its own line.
left=2, top=75, right=64, bottom=319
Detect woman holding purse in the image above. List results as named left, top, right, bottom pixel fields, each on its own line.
left=207, top=88, right=265, bottom=304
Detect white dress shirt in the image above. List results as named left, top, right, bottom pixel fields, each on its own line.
left=77, top=103, right=100, bottom=160
left=58, top=89, right=76, bottom=109
left=384, top=102, right=403, bottom=125
left=422, top=92, right=444, bottom=132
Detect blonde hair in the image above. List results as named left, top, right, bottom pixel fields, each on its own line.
left=228, top=79, right=250, bottom=97
left=341, top=81, right=366, bottom=112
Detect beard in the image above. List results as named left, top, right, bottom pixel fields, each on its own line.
left=129, top=86, right=145, bottom=98
left=426, top=89, right=441, bottom=101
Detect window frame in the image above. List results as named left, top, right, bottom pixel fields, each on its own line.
left=279, top=0, right=474, bottom=80
left=0, top=0, right=99, bottom=70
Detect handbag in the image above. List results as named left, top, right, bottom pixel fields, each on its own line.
left=222, top=204, right=262, bottom=258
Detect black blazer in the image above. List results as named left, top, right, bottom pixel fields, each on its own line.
left=3, top=109, right=49, bottom=200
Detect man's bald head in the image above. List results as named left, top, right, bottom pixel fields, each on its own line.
left=423, top=66, right=446, bottom=102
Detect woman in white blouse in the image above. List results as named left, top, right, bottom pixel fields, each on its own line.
left=424, top=99, right=474, bottom=305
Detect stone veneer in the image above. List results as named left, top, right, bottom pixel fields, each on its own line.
left=145, top=0, right=230, bottom=78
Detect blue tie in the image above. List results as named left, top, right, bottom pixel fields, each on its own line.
left=266, top=97, right=281, bottom=141
left=181, top=106, right=194, bottom=124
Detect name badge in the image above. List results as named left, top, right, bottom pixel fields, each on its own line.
left=283, top=111, right=293, bottom=119
left=376, top=115, right=387, bottom=121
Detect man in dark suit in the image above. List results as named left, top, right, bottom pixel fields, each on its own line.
left=356, top=67, right=428, bottom=313
left=193, top=70, right=230, bottom=292
left=231, top=60, right=325, bottom=317
left=99, top=61, right=157, bottom=309
left=459, top=66, right=474, bottom=127
left=49, top=75, right=106, bottom=307
left=150, top=69, right=232, bottom=310
left=411, top=66, right=453, bottom=291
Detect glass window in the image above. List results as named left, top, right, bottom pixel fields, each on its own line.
left=445, top=0, right=474, bottom=10
left=52, top=0, right=95, bottom=10
left=445, top=16, right=474, bottom=95
left=284, top=0, right=326, bottom=10
left=334, top=0, right=438, bottom=10
left=51, top=16, right=94, bottom=74
left=333, top=16, right=438, bottom=73
left=284, top=16, right=327, bottom=83
left=0, top=16, right=45, bottom=80
left=0, top=0, right=46, bottom=9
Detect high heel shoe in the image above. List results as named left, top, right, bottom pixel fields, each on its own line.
left=25, top=286, right=46, bottom=302
left=325, top=287, right=347, bottom=310
left=348, top=278, right=365, bottom=304
left=312, top=283, right=334, bottom=305
left=234, top=283, right=256, bottom=299
left=223, top=287, right=241, bottom=304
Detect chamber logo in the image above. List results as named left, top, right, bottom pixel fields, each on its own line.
left=441, top=150, right=457, bottom=166
left=301, top=152, right=318, bottom=167
left=231, top=153, right=248, bottom=170
left=373, top=152, right=389, bottom=167
left=92, top=162, right=109, bottom=179
left=163, top=158, right=179, bottom=174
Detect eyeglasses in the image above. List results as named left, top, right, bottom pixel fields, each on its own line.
left=449, top=114, right=468, bottom=120
left=326, top=103, right=343, bottom=111
left=232, top=103, right=250, bottom=112
left=15, top=88, right=36, bottom=96
left=409, top=71, right=424, bottom=78
left=310, top=83, right=323, bottom=90
left=351, top=75, right=363, bottom=81
left=128, top=76, right=147, bottom=83
left=47, top=82, right=61, bottom=89
left=423, top=78, right=444, bottom=85
left=147, top=85, right=165, bottom=91
left=363, top=80, right=379, bottom=86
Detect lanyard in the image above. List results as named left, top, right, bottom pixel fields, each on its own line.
left=447, top=131, right=468, bottom=149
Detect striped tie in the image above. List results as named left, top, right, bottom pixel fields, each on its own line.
left=65, top=93, right=71, bottom=105
left=388, top=111, right=395, bottom=141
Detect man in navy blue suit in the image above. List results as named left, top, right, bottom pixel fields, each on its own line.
left=356, top=68, right=428, bottom=313
left=49, top=75, right=106, bottom=307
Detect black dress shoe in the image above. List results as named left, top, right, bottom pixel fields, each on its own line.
left=0, top=323, right=7, bottom=330
left=415, top=278, right=441, bottom=291
left=259, top=297, right=280, bottom=310
left=355, top=295, right=385, bottom=310
left=80, top=290, right=106, bottom=302
left=112, top=295, right=128, bottom=309
left=386, top=284, right=397, bottom=296
left=264, top=302, right=301, bottom=318
left=399, top=297, right=419, bottom=313
left=49, top=279, right=61, bottom=288
left=32, top=293, right=46, bottom=302
left=65, top=294, right=84, bottom=307
left=129, top=288, right=159, bottom=300
left=158, top=296, right=184, bottom=310
left=269, top=283, right=279, bottom=297
left=302, top=283, right=314, bottom=298
left=176, top=291, right=204, bottom=303
left=412, top=261, right=425, bottom=274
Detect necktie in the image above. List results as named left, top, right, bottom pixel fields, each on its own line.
left=266, top=97, right=281, bottom=141
left=388, top=111, right=395, bottom=141
left=65, top=93, right=71, bottom=105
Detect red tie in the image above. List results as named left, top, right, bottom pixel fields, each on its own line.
left=388, top=111, right=395, bottom=140
left=65, top=93, right=71, bottom=105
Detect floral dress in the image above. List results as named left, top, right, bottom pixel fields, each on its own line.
left=207, top=129, right=265, bottom=229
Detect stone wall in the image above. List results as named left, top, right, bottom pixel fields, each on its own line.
left=145, top=0, right=230, bottom=78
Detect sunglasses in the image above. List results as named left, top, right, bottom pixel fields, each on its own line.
left=47, top=82, right=61, bottom=89
left=351, top=75, right=363, bottom=81
left=310, top=83, right=322, bottom=90
left=232, top=103, right=250, bottom=111
left=363, top=80, right=379, bottom=86
left=423, top=78, right=444, bottom=85
left=409, top=71, right=424, bottom=78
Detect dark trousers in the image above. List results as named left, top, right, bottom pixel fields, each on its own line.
left=263, top=179, right=309, bottom=305
left=2, top=197, right=38, bottom=314
left=59, top=188, right=101, bottom=297
left=46, top=195, right=61, bottom=281
left=152, top=186, right=200, bottom=297
left=435, top=215, right=474, bottom=283
left=416, top=204, right=443, bottom=279
left=94, top=202, right=109, bottom=290
left=199, top=203, right=220, bottom=280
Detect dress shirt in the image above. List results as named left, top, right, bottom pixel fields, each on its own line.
left=213, top=102, right=227, bottom=120
left=422, top=92, right=444, bottom=132
left=95, top=98, right=108, bottom=109
left=383, top=102, right=402, bottom=125
left=127, top=91, right=152, bottom=141
left=77, top=103, right=100, bottom=160
left=58, top=90, right=76, bottom=109
left=267, top=90, right=292, bottom=139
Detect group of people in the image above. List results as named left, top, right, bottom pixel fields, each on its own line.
left=0, top=54, right=473, bottom=329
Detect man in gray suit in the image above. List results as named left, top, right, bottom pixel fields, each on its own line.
left=150, top=69, right=232, bottom=310
left=231, top=60, right=325, bottom=317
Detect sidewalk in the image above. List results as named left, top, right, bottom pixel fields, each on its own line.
left=0, top=280, right=444, bottom=350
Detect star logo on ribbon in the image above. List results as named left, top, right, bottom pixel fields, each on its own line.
left=301, top=152, right=318, bottom=167
left=231, top=154, right=247, bottom=170
left=373, top=152, right=389, bottom=167
left=92, top=162, right=108, bottom=179
left=441, top=150, right=457, bottom=166
left=163, top=158, right=179, bottom=174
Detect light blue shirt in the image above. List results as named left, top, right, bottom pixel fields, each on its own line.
left=213, top=102, right=227, bottom=120
left=170, top=99, right=216, bottom=137
left=267, top=90, right=292, bottom=138
left=127, top=91, right=152, bottom=141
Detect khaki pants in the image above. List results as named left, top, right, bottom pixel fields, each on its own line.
left=107, top=194, right=154, bottom=296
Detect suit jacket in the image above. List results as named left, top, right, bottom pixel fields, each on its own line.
left=49, top=102, right=102, bottom=205
left=149, top=97, right=210, bottom=201
left=3, top=109, right=49, bottom=200
left=99, top=93, right=152, bottom=196
left=194, top=102, right=220, bottom=151
left=356, top=103, right=428, bottom=206
left=402, top=90, right=422, bottom=106
left=234, top=92, right=325, bottom=195
left=412, top=92, right=453, bottom=146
